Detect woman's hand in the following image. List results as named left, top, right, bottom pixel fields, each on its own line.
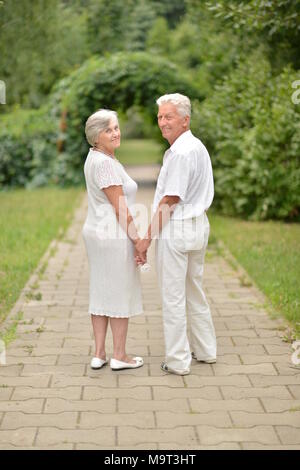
left=134, top=238, right=151, bottom=266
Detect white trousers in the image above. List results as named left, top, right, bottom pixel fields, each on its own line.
left=155, top=213, right=217, bottom=371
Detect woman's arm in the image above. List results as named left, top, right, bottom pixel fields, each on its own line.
left=103, top=185, right=144, bottom=257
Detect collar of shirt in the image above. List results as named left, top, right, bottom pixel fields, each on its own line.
left=163, top=130, right=192, bottom=163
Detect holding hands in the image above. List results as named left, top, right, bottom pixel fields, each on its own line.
left=134, top=238, right=151, bottom=267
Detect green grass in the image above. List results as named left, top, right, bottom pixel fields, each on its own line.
left=116, top=139, right=164, bottom=165
left=0, top=186, right=84, bottom=327
left=209, top=212, right=300, bottom=335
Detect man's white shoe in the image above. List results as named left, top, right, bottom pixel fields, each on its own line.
left=110, top=356, right=144, bottom=371
left=90, top=357, right=108, bottom=370
left=191, top=352, right=216, bottom=363
left=161, top=361, right=190, bottom=376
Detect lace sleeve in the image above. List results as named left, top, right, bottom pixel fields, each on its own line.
left=94, top=159, right=123, bottom=189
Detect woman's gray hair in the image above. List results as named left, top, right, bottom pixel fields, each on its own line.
left=156, top=93, right=191, bottom=118
left=85, top=109, right=118, bottom=146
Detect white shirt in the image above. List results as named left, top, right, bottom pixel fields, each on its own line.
left=153, top=130, right=214, bottom=219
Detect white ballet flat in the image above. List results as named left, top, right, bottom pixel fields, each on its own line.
left=110, top=356, right=144, bottom=371
left=90, top=357, right=108, bottom=370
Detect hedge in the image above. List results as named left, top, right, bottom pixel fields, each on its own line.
left=0, top=52, right=200, bottom=188
left=192, top=51, right=300, bottom=220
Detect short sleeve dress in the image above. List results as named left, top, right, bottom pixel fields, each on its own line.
left=82, top=149, right=143, bottom=318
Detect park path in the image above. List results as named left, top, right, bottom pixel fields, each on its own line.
left=0, top=171, right=300, bottom=449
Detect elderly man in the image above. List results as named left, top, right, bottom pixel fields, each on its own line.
left=136, top=93, right=216, bottom=375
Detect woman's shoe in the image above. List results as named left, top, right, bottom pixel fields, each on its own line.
left=110, top=356, right=144, bottom=371
left=90, top=357, right=108, bottom=370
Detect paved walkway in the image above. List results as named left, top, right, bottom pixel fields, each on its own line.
left=0, top=185, right=300, bottom=450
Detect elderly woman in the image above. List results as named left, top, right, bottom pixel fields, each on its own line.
left=82, top=109, right=145, bottom=371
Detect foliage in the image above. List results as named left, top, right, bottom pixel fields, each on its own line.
left=0, top=52, right=199, bottom=188
left=192, top=51, right=300, bottom=220
left=0, top=107, right=58, bottom=188
left=204, top=0, right=300, bottom=69
left=48, top=52, right=200, bottom=181
left=0, top=0, right=89, bottom=110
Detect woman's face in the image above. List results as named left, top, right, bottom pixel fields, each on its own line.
left=97, top=117, right=121, bottom=154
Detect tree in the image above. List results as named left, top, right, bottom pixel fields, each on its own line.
left=146, top=17, right=170, bottom=56
left=204, top=0, right=300, bottom=68
left=0, top=0, right=89, bottom=109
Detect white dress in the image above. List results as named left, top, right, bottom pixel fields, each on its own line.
left=82, top=149, right=143, bottom=318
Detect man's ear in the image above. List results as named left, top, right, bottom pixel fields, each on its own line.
left=183, top=115, right=190, bottom=129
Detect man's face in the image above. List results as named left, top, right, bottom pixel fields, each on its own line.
left=157, top=103, right=189, bottom=145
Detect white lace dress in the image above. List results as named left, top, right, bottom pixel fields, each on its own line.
left=82, top=149, right=143, bottom=318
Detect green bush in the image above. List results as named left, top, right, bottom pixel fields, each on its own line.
left=192, top=51, right=300, bottom=220
left=0, top=107, right=58, bottom=188
left=49, top=52, right=201, bottom=173
left=0, top=52, right=200, bottom=188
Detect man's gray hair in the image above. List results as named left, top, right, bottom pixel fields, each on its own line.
left=85, top=109, right=118, bottom=146
left=156, top=93, right=191, bottom=118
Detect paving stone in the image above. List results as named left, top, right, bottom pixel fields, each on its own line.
left=118, top=426, right=197, bottom=446
left=249, top=375, right=300, bottom=387
left=275, top=426, right=300, bottom=445
left=288, top=385, right=300, bottom=399
left=0, top=376, right=51, bottom=387
left=153, top=386, right=222, bottom=400
left=76, top=443, right=159, bottom=450
left=79, top=411, right=155, bottom=428
left=21, top=364, right=86, bottom=376
left=0, top=387, right=13, bottom=400
left=83, top=386, right=152, bottom=400
left=212, top=363, right=278, bottom=376
left=158, top=442, right=241, bottom=450
left=1, top=411, right=78, bottom=429
left=156, top=411, right=232, bottom=428
left=190, top=398, right=263, bottom=413
left=119, top=375, right=185, bottom=388
left=0, top=366, right=23, bottom=376
left=261, top=398, right=300, bottom=413
left=36, top=427, right=115, bottom=446
left=0, top=444, right=74, bottom=450
left=45, top=397, right=116, bottom=413
left=241, top=443, right=300, bottom=450
left=118, top=398, right=189, bottom=412
left=221, top=386, right=292, bottom=399
left=185, top=375, right=251, bottom=388
left=196, top=425, right=280, bottom=445
left=0, top=428, right=37, bottom=446
left=6, top=355, right=58, bottom=366
left=240, top=355, right=290, bottom=364
left=230, top=411, right=300, bottom=427
left=273, top=364, right=300, bottom=376
left=11, top=386, right=82, bottom=400
left=0, top=399, right=44, bottom=413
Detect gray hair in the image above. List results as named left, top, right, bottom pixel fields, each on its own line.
left=156, top=93, right=191, bottom=118
left=85, top=109, right=118, bottom=146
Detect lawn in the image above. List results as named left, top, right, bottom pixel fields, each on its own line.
left=209, top=212, right=300, bottom=335
left=0, top=186, right=84, bottom=327
left=116, top=138, right=164, bottom=165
